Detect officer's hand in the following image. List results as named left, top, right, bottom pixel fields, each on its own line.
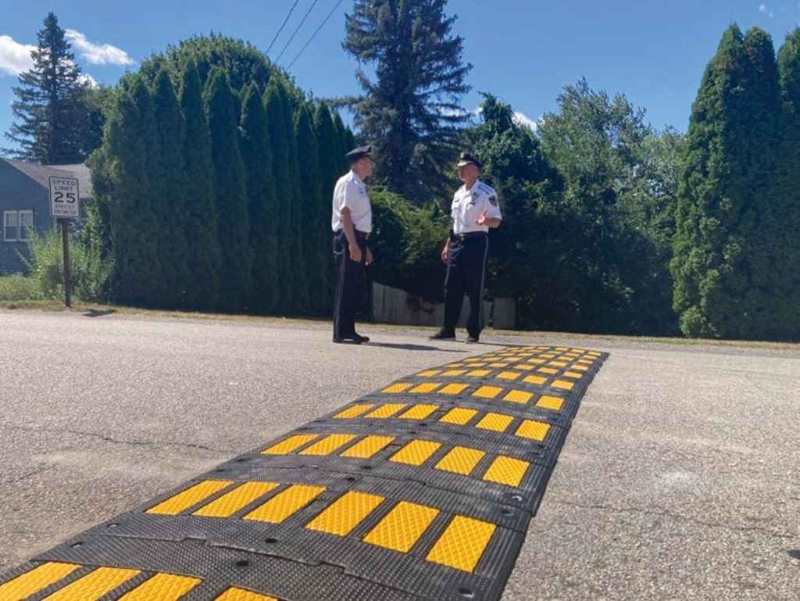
left=349, top=243, right=363, bottom=263
left=365, top=248, right=374, bottom=266
left=441, top=244, right=449, bottom=264
left=476, top=212, right=487, bottom=226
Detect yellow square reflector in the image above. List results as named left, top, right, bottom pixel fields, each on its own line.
left=439, top=383, right=469, bottom=395
left=300, top=434, right=358, bottom=456
left=193, top=482, right=279, bottom=518
left=334, top=404, right=375, bottom=419
left=504, top=390, right=533, bottom=404
left=118, top=573, right=201, bottom=600
left=382, top=383, right=413, bottom=394
left=426, top=516, right=496, bottom=573
left=482, top=456, right=530, bottom=487
left=410, top=382, right=442, bottom=394
left=43, top=567, right=140, bottom=601
left=389, top=440, right=441, bottom=466
left=473, top=386, right=503, bottom=400
left=244, top=485, right=325, bottom=523
left=146, top=480, right=232, bottom=516
left=305, top=491, right=384, bottom=536
left=439, top=407, right=478, bottom=426
left=435, top=447, right=485, bottom=475
left=363, top=501, right=439, bottom=553
left=340, top=435, right=395, bottom=459
left=366, top=404, right=408, bottom=419
left=523, top=375, right=547, bottom=385
left=399, top=404, right=439, bottom=420
left=262, top=434, right=318, bottom=455
left=536, top=395, right=564, bottom=411
left=0, top=563, right=80, bottom=600
left=516, top=420, right=551, bottom=441
left=475, top=413, right=514, bottom=432
left=552, top=380, right=574, bottom=391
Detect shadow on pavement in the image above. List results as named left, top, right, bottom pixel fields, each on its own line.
left=83, top=309, right=117, bottom=318
left=367, top=342, right=466, bottom=353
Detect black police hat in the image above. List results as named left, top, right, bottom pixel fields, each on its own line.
left=456, top=152, right=482, bottom=170
left=346, top=145, right=372, bottom=163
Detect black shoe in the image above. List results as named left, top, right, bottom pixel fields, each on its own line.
left=430, top=330, right=456, bottom=341
left=334, top=333, right=370, bottom=344
left=466, top=335, right=480, bottom=344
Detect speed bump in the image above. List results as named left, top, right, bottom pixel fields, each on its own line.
left=0, top=345, right=606, bottom=600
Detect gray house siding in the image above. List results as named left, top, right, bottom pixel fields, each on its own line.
left=0, top=160, right=52, bottom=274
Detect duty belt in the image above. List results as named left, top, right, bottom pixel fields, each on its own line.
left=451, top=231, right=488, bottom=242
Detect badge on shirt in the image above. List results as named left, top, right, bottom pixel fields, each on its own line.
left=488, top=194, right=498, bottom=206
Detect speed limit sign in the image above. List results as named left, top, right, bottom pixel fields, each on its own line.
left=49, top=176, right=80, bottom=219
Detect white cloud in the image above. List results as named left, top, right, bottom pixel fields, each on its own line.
left=78, top=73, right=99, bottom=88
left=65, top=29, right=133, bottom=66
left=513, top=111, right=539, bottom=132
left=759, top=3, right=775, bottom=17
left=0, top=34, right=35, bottom=76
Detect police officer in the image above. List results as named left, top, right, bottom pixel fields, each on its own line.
left=431, top=153, right=502, bottom=343
left=331, top=145, right=375, bottom=344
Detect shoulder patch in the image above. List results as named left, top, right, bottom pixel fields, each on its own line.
left=488, top=194, right=498, bottom=206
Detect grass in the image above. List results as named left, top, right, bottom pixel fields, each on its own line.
left=0, top=275, right=41, bottom=302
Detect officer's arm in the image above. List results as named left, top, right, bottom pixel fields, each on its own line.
left=479, top=192, right=503, bottom=228
left=340, top=208, right=359, bottom=252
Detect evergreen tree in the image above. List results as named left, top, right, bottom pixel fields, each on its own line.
left=179, top=60, right=220, bottom=310
left=344, top=0, right=472, bottom=201
left=295, top=104, right=324, bottom=314
left=5, top=12, right=97, bottom=163
left=240, top=83, right=277, bottom=314
left=314, top=103, right=340, bottom=314
left=264, top=78, right=294, bottom=313
left=283, top=82, right=307, bottom=314
left=204, top=68, right=252, bottom=311
left=151, top=69, right=190, bottom=308
left=672, top=26, right=782, bottom=339
left=776, top=30, right=800, bottom=338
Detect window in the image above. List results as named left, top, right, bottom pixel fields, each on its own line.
left=3, top=210, right=35, bottom=242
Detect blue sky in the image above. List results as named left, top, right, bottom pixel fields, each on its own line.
left=2, top=0, right=800, bottom=149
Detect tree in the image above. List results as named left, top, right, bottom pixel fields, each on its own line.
left=179, top=60, right=220, bottom=311
left=672, top=26, right=783, bottom=339
left=344, top=0, right=472, bottom=201
left=5, top=12, right=99, bottom=163
left=282, top=83, right=307, bottom=314
left=314, top=103, right=341, bottom=313
left=204, top=68, right=252, bottom=312
left=240, top=83, right=277, bottom=314
left=151, top=69, right=190, bottom=308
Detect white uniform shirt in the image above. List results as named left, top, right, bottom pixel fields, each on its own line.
left=332, top=170, right=372, bottom=234
left=451, top=180, right=502, bottom=235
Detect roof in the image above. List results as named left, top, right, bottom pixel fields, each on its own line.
left=3, top=159, right=94, bottom=199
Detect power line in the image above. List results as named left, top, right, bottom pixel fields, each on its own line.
left=275, top=0, right=321, bottom=64
left=266, top=0, right=302, bottom=57
left=287, top=0, right=346, bottom=70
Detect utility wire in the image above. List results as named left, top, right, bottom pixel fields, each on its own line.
left=287, top=0, right=346, bottom=70
left=266, top=0, right=302, bottom=57
left=275, top=0, right=321, bottom=64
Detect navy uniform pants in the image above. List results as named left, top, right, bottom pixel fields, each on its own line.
left=333, top=229, right=368, bottom=339
left=443, top=232, right=489, bottom=338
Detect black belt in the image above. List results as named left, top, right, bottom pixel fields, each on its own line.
left=451, top=231, right=488, bottom=242
left=335, top=229, right=370, bottom=240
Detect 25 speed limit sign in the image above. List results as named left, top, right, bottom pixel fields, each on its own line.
left=49, top=176, right=80, bottom=219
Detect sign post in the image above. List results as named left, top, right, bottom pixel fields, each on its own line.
left=49, top=176, right=80, bottom=308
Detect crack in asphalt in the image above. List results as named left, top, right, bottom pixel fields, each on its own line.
left=0, top=466, right=53, bottom=486
left=553, top=500, right=794, bottom=540
left=0, top=423, right=233, bottom=454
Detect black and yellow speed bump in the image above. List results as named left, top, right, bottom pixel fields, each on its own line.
left=0, top=345, right=607, bottom=601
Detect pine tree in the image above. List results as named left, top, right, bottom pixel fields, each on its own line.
left=344, top=0, right=472, bottom=201
left=179, top=60, right=220, bottom=311
left=314, top=103, right=340, bottom=314
left=672, top=26, right=782, bottom=339
left=204, top=68, right=252, bottom=312
left=5, top=12, right=96, bottom=163
left=151, top=69, right=190, bottom=308
left=240, top=83, right=277, bottom=314
left=776, top=30, right=800, bottom=338
left=295, top=104, right=324, bottom=314
left=264, top=78, right=294, bottom=313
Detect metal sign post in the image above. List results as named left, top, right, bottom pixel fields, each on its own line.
left=49, top=176, right=80, bottom=308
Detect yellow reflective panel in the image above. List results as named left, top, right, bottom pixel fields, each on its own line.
left=399, top=404, right=439, bottom=420
left=426, top=516, right=496, bottom=573
left=305, top=491, right=384, bottom=536
left=496, top=371, right=521, bottom=381
left=439, top=383, right=469, bottom=395
left=552, top=380, right=574, bottom=391
left=441, top=369, right=467, bottom=377
left=488, top=362, right=511, bottom=368
left=193, top=482, right=279, bottom=518
left=244, top=485, right=326, bottom=523
left=473, top=386, right=503, bottom=400
left=548, top=361, right=568, bottom=368
left=146, top=480, right=232, bottom=516
left=389, top=440, right=441, bottom=466
left=300, top=434, right=358, bottom=456
left=417, top=370, right=441, bottom=377
left=366, top=404, right=408, bottom=419
left=523, top=375, right=547, bottom=386
left=43, top=567, right=140, bottom=601
left=467, top=369, right=491, bottom=377
left=536, top=395, right=564, bottom=412
left=340, top=435, right=395, bottom=459
left=363, top=501, right=439, bottom=553
left=516, top=420, right=551, bottom=441
left=482, top=456, right=530, bottom=487
left=410, top=382, right=442, bottom=394
left=215, top=588, right=278, bottom=601
left=435, top=447, right=485, bottom=475
left=118, top=573, right=201, bottom=600
left=439, top=407, right=478, bottom=426
left=504, top=390, right=533, bottom=404
left=382, top=383, right=413, bottom=394
left=0, top=562, right=80, bottom=599
left=262, top=434, right=319, bottom=455
left=334, top=404, right=375, bottom=419
left=563, top=371, right=582, bottom=379
left=537, top=367, right=559, bottom=375
left=475, top=413, right=514, bottom=433
left=572, top=365, right=590, bottom=372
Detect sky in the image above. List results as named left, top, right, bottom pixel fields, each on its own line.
left=1, top=0, right=800, bottom=149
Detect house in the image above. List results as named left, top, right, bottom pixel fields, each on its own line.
left=0, top=159, right=93, bottom=274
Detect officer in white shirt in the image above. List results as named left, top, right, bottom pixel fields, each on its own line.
left=331, top=145, right=375, bottom=344
left=431, top=153, right=502, bottom=343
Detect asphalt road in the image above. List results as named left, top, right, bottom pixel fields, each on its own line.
left=0, top=310, right=798, bottom=600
